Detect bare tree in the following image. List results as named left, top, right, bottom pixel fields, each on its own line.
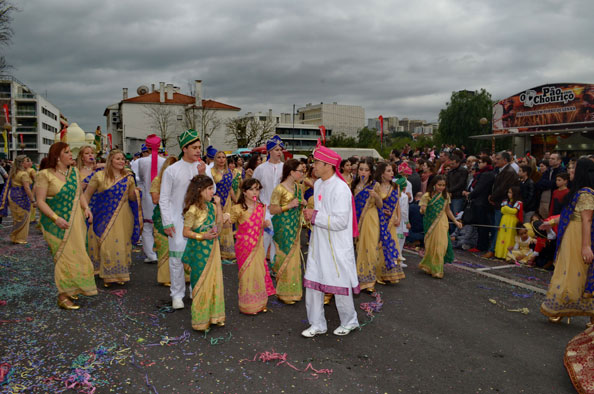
left=143, top=104, right=178, bottom=150
left=225, top=117, right=276, bottom=148
left=0, top=1, right=17, bottom=73
left=183, top=105, right=221, bottom=147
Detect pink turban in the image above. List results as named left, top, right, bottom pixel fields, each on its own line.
left=145, top=134, right=161, bottom=181
left=313, top=144, right=359, bottom=237
left=398, top=162, right=412, bottom=176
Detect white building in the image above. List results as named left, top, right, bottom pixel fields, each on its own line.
left=104, top=81, right=240, bottom=156
left=296, top=102, right=364, bottom=138
left=0, top=75, right=63, bottom=162
left=235, top=110, right=330, bottom=152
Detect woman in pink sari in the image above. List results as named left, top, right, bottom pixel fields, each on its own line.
left=229, top=178, right=275, bottom=315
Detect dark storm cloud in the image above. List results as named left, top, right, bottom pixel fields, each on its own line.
left=5, top=0, right=594, bottom=131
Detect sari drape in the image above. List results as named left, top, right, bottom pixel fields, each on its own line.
left=39, top=168, right=97, bottom=296
left=355, top=182, right=379, bottom=289
left=3, top=174, right=32, bottom=243
left=88, top=175, right=141, bottom=282
left=419, top=193, right=453, bottom=278
left=376, top=187, right=405, bottom=283
left=235, top=203, right=275, bottom=314
left=541, top=188, right=594, bottom=317
left=181, top=202, right=225, bottom=330
left=215, top=169, right=236, bottom=259
left=152, top=204, right=171, bottom=284
left=272, top=185, right=303, bottom=303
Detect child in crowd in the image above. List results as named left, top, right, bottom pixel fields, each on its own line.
left=406, top=192, right=424, bottom=247
left=419, top=175, right=462, bottom=279
left=229, top=178, right=275, bottom=315
left=494, top=186, right=523, bottom=259
left=181, top=175, right=225, bottom=331
left=506, top=225, right=535, bottom=264
left=549, top=172, right=569, bottom=216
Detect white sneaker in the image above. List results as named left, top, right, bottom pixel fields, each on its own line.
left=172, top=298, right=184, bottom=310
left=400, top=262, right=408, bottom=268
left=333, top=325, right=358, bottom=336
left=400, top=256, right=406, bottom=261
left=301, top=326, right=327, bottom=338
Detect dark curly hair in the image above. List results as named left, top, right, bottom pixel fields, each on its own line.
left=183, top=175, right=214, bottom=214
left=237, top=178, right=262, bottom=210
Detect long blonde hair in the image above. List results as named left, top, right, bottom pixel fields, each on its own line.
left=104, top=149, right=127, bottom=186
left=9, top=155, right=28, bottom=181
left=75, top=145, right=96, bottom=170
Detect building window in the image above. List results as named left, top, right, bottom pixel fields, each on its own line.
left=42, top=107, right=58, bottom=120
left=42, top=137, right=53, bottom=145
left=42, top=122, right=57, bottom=133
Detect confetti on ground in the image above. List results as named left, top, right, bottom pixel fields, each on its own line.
left=239, top=350, right=333, bottom=379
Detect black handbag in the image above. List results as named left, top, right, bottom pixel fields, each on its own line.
left=461, top=199, right=475, bottom=225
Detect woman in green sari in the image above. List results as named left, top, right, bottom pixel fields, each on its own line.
left=270, top=159, right=307, bottom=304
left=419, top=175, right=462, bottom=279
left=35, top=142, right=97, bottom=310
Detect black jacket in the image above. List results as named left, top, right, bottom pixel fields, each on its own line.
left=491, top=165, right=519, bottom=206
left=447, top=166, right=469, bottom=199
left=520, top=178, right=537, bottom=212
left=469, top=170, right=495, bottom=207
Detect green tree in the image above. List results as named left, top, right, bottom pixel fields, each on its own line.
left=435, top=89, right=493, bottom=153
left=326, top=132, right=356, bottom=148
left=225, top=117, right=275, bottom=149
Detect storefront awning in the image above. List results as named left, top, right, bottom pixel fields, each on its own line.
left=469, top=127, right=594, bottom=140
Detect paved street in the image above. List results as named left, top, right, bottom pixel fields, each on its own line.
left=0, top=219, right=585, bottom=393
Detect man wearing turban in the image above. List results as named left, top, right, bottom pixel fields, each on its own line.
left=136, top=134, right=166, bottom=264
left=159, top=129, right=206, bottom=310
left=253, top=135, right=285, bottom=262
left=301, top=144, right=360, bottom=338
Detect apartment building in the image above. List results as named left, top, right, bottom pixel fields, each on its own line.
left=104, top=81, right=241, bottom=155
left=0, top=75, right=62, bottom=162
left=296, top=102, right=364, bottom=138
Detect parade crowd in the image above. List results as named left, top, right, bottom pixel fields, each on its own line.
left=1, top=132, right=593, bottom=336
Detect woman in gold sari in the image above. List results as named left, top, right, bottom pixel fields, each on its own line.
left=35, top=142, right=97, bottom=310
left=150, top=156, right=177, bottom=286
left=76, top=145, right=104, bottom=191
left=0, top=155, right=35, bottom=244
left=419, top=175, right=462, bottom=279
left=270, top=159, right=306, bottom=304
left=181, top=175, right=226, bottom=331
left=84, top=149, right=141, bottom=287
left=540, top=158, right=594, bottom=325
left=210, top=150, right=236, bottom=261
left=230, top=178, right=276, bottom=314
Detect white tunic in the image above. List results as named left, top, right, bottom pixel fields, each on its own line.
left=253, top=161, right=283, bottom=206
left=304, top=174, right=359, bottom=295
left=159, top=159, right=199, bottom=255
left=136, top=155, right=166, bottom=220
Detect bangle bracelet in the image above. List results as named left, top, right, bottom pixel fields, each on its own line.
left=51, top=213, right=58, bottom=222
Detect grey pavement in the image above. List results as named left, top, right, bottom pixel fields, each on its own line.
left=0, top=221, right=583, bottom=393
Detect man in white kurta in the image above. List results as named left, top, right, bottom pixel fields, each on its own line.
left=253, top=135, right=284, bottom=262
left=159, top=130, right=205, bottom=309
left=136, top=135, right=166, bottom=263
left=302, top=145, right=360, bottom=337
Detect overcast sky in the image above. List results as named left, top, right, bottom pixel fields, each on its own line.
left=5, top=0, right=594, bottom=133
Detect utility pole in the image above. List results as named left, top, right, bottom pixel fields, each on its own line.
left=292, top=104, right=295, bottom=152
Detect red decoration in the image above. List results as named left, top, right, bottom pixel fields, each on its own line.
left=378, top=115, right=384, bottom=143
left=318, top=126, right=326, bottom=145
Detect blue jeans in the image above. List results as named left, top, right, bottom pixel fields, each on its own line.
left=489, top=209, right=503, bottom=252
left=450, top=198, right=465, bottom=233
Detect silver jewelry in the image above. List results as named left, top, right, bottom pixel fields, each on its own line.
left=56, top=168, right=68, bottom=177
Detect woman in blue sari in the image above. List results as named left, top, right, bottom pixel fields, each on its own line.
left=373, top=162, right=405, bottom=284
left=540, top=158, right=594, bottom=326
left=210, top=150, right=236, bottom=260
left=353, top=158, right=383, bottom=292
left=84, top=149, right=141, bottom=287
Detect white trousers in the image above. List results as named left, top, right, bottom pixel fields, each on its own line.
left=398, top=236, right=405, bottom=259
left=142, top=222, right=157, bottom=261
left=305, top=288, right=358, bottom=332
left=169, top=256, right=186, bottom=300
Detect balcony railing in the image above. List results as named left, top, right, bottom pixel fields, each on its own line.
left=16, top=110, right=36, bottom=117
left=0, top=92, right=10, bottom=99
left=16, top=126, right=36, bottom=133
left=15, top=93, right=35, bottom=99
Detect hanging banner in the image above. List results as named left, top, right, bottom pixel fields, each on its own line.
left=2, top=130, right=7, bottom=154
left=2, top=104, right=9, bottom=124
left=493, top=83, right=594, bottom=134
left=319, top=125, right=326, bottom=145
left=378, top=115, right=384, bottom=143
left=107, top=133, right=112, bottom=150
